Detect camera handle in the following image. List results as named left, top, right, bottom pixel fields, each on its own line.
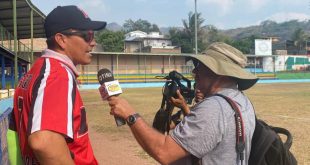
left=152, top=80, right=178, bottom=134
left=162, top=81, right=176, bottom=134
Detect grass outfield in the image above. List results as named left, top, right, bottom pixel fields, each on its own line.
left=276, top=72, right=310, bottom=79
left=81, top=83, right=310, bottom=164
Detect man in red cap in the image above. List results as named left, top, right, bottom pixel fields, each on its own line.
left=13, top=5, right=106, bottom=165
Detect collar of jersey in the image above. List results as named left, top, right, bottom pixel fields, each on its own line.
left=41, top=49, right=79, bottom=76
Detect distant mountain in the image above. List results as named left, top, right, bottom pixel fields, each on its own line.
left=161, top=19, right=310, bottom=41
left=160, top=27, right=183, bottom=36
left=105, top=19, right=310, bottom=44
left=104, top=22, right=181, bottom=36
left=221, top=20, right=310, bottom=41
left=159, top=27, right=170, bottom=35
left=106, top=22, right=123, bottom=31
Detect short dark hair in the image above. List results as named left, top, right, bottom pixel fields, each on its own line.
left=46, top=36, right=57, bottom=49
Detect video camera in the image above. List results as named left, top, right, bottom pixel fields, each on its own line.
left=158, top=70, right=195, bottom=104
left=153, top=71, right=195, bottom=134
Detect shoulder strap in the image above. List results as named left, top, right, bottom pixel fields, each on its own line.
left=214, top=94, right=245, bottom=163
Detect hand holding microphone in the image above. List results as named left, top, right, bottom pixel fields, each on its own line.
left=97, top=68, right=126, bottom=126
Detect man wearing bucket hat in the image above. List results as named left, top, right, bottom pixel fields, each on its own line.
left=104, top=42, right=258, bottom=165
left=13, top=5, right=106, bottom=165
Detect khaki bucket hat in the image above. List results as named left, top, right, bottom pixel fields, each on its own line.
left=187, top=42, right=258, bottom=90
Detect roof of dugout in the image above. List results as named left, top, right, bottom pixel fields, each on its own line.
left=0, top=0, right=46, bottom=39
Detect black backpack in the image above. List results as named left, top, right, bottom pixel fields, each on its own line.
left=249, top=119, right=297, bottom=165
left=216, top=94, right=297, bottom=165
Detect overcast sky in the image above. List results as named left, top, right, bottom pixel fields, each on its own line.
left=31, top=0, right=310, bottom=30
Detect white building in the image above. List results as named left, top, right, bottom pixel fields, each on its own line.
left=124, top=31, right=181, bottom=53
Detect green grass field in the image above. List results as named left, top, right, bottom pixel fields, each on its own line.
left=81, top=83, right=310, bottom=164
left=276, top=72, right=310, bottom=79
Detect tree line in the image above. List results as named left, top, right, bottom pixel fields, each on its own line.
left=96, top=12, right=309, bottom=54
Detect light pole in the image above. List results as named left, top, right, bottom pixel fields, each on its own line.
left=195, top=0, right=198, bottom=55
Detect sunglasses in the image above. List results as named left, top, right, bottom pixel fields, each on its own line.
left=60, top=30, right=94, bottom=43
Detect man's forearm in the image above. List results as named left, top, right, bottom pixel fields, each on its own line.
left=128, top=118, right=188, bottom=164
left=130, top=118, right=166, bottom=157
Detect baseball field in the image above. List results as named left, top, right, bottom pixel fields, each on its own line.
left=81, top=83, right=310, bottom=165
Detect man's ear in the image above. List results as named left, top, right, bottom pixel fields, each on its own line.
left=54, top=33, right=66, bottom=50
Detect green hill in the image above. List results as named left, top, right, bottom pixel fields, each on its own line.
left=221, top=20, right=310, bottom=41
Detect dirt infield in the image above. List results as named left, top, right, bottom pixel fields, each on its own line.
left=89, top=128, right=156, bottom=165
left=81, top=83, right=310, bottom=165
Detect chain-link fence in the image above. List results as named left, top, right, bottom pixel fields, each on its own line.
left=76, top=62, right=310, bottom=84
left=0, top=106, right=12, bottom=165
left=76, top=64, right=194, bottom=84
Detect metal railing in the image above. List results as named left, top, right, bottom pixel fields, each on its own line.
left=0, top=89, right=14, bottom=100
left=0, top=24, right=31, bottom=62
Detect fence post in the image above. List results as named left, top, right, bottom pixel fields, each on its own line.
left=144, top=56, right=146, bottom=83
left=273, top=56, right=276, bottom=77
left=254, top=57, right=257, bottom=75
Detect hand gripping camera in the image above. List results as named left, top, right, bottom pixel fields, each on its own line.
left=152, top=71, right=195, bottom=134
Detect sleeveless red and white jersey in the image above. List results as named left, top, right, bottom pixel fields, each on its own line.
left=13, top=50, right=98, bottom=165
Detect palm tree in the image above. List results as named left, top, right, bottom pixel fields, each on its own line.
left=291, top=28, right=308, bottom=54
left=182, top=12, right=206, bottom=52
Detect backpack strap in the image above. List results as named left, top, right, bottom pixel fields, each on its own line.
left=214, top=94, right=245, bottom=163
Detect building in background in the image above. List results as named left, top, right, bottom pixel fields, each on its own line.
left=124, top=30, right=181, bottom=54
left=0, top=0, right=45, bottom=89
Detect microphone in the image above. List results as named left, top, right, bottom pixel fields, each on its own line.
left=97, top=68, right=126, bottom=126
